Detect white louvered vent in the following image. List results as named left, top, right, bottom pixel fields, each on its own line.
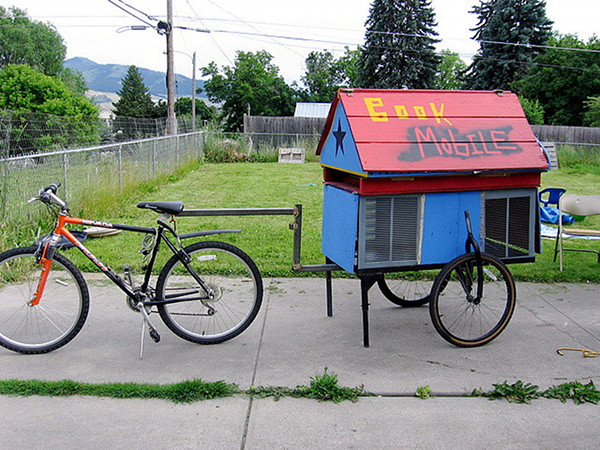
left=483, top=190, right=535, bottom=260
left=358, top=195, right=421, bottom=269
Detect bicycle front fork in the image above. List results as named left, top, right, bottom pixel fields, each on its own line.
left=30, top=237, right=61, bottom=306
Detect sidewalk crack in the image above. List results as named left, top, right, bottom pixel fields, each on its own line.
left=240, top=280, right=271, bottom=449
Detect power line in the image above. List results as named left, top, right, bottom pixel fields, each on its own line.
left=203, top=0, right=304, bottom=58
left=110, top=0, right=158, bottom=22
left=182, top=0, right=232, bottom=65
left=105, top=0, right=157, bottom=30
left=365, top=30, right=600, bottom=54
left=477, top=38, right=600, bottom=54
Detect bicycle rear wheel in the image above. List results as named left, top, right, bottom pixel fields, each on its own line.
left=377, top=273, right=432, bottom=307
left=0, top=246, right=89, bottom=354
left=429, top=252, right=516, bottom=347
left=156, top=241, right=263, bottom=344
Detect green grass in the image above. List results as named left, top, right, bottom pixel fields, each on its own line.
left=2, top=376, right=598, bottom=405
left=0, top=369, right=369, bottom=404
left=0, top=378, right=238, bottom=403
left=58, top=162, right=324, bottom=277
left=8, top=160, right=600, bottom=283
left=508, top=169, right=600, bottom=283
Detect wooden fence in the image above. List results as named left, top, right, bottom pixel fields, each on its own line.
left=530, top=125, right=600, bottom=145
left=244, top=115, right=326, bottom=135
left=244, top=116, right=600, bottom=145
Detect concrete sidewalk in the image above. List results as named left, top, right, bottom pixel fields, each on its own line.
left=1, top=277, right=600, bottom=448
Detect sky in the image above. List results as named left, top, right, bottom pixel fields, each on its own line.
left=3, top=0, right=600, bottom=86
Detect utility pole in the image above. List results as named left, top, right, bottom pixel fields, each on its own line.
left=166, top=0, right=176, bottom=135
left=192, top=51, right=196, bottom=132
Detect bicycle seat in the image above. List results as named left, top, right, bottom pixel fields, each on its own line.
left=137, top=201, right=184, bottom=215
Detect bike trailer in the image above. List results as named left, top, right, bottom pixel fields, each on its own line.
left=316, top=89, right=550, bottom=274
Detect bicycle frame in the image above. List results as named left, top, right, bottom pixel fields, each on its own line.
left=32, top=211, right=239, bottom=307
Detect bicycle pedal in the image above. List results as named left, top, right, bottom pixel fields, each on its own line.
left=149, top=327, right=161, bottom=343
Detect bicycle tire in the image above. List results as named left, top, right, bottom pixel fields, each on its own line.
left=429, top=252, right=516, bottom=348
left=377, top=273, right=432, bottom=307
left=0, top=246, right=89, bottom=354
left=156, top=241, right=263, bottom=344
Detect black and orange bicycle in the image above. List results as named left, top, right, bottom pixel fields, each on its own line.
left=0, top=183, right=263, bottom=355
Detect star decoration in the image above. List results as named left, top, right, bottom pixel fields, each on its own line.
left=333, top=120, right=346, bottom=156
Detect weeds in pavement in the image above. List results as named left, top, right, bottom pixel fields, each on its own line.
left=480, top=380, right=541, bottom=404
left=2, top=375, right=599, bottom=405
left=473, top=380, right=600, bottom=405
left=248, top=368, right=370, bottom=403
left=543, top=381, right=600, bottom=405
left=416, top=385, right=433, bottom=399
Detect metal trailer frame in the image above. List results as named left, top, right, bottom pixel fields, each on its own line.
left=179, top=205, right=394, bottom=347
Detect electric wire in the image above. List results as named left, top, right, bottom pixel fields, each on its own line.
left=14, top=5, right=600, bottom=75
left=204, top=0, right=304, bottom=58
left=105, top=0, right=156, bottom=30
left=183, top=0, right=232, bottom=65
left=109, top=0, right=158, bottom=22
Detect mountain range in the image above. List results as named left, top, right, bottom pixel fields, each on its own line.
left=64, top=57, right=206, bottom=100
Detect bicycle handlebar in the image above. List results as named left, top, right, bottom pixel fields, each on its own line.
left=28, top=182, right=68, bottom=210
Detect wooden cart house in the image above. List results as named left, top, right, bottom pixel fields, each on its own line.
left=317, top=89, right=550, bottom=275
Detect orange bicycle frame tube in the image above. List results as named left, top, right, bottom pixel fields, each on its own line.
left=30, top=214, right=86, bottom=306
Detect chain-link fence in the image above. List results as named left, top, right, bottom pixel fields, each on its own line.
left=0, top=110, right=205, bottom=157
left=0, top=107, right=322, bottom=247
left=202, top=131, right=321, bottom=162
left=0, top=132, right=204, bottom=247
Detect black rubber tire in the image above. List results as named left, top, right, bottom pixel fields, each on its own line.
left=377, top=274, right=431, bottom=307
left=156, top=241, right=263, bottom=344
left=0, top=246, right=89, bottom=354
left=429, top=252, right=516, bottom=348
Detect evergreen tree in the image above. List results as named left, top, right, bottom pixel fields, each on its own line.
left=113, top=65, right=155, bottom=118
left=357, top=0, right=441, bottom=89
left=464, top=0, right=553, bottom=90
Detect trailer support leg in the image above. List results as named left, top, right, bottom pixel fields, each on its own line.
left=359, top=274, right=379, bottom=348
left=326, top=271, right=333, bottom=317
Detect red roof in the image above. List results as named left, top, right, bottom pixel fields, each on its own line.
left=317, top=89, right=549, bottom=175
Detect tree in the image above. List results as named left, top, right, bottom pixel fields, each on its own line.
left=464, top=0, right=553, bottom=90
left=201, top=50, right=295, bottom=131
left=357, top=0, right=441, bottom=89
left=0, top=6, right=66, bottom=76
left=0, top=65, right=96, bottom=116
left=112, top=66, right=155, bottom=118
left=58, top=67, right=88, bottom=96
left=519, top=96, right=544, bottom=125
left=301, top=51, right=341, bottom=103
left=337, top=47, right=361, bottom=89
left=513, top=35, right=600, bottom=126
left=584, top=96, right=600, bottom=127
left=154, top=97, right=217, bottom=123
left=300, top=47, right=360, bottom=102
left=435, top=50, right=467, bottom=89
left=0, top=64, right=99, bottom=154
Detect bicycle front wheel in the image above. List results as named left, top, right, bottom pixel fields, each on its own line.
left=156, top=241, right=263, bottom=344
left=0, top=246, right=89, bottom=354
left=429, top=252, right=516, bottom=347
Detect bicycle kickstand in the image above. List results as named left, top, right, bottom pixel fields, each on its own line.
left=137, top=300, right=161, bottom=360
